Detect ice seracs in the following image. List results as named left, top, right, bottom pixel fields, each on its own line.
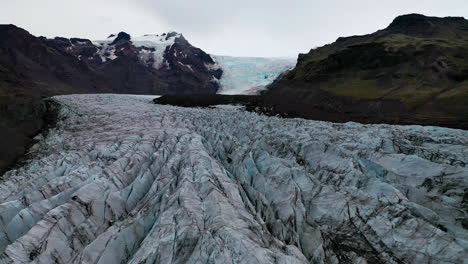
left=0, top=94, right=466, bottom=263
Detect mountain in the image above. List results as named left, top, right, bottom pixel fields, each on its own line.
left=264, top=14, right=468, bottom=128
left=0, top=26, right=222, bottom=96
left=0, top=94, right=466, bottom=263
left=50, top=32, right=222, bottom=95
left=0, top=25, right=108, bottom=96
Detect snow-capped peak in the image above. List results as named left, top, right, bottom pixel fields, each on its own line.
left=92, top=32, right=181, bottom=67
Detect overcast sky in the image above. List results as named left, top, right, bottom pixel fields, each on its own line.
left=1, top=0, right=467, bottom=57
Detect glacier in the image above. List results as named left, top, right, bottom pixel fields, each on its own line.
left=213, top=56, right=296, bottom=95
left=0, top=94, right=467, bottom=263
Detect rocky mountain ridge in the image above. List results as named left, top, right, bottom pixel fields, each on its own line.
left=0, top=25, right=222, bottom=96
left=44, top=30, right=223, bottom=95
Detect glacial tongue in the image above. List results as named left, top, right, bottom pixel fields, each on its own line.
left=0, top=94, right=466, bottom=263
left=213, top=56, right=296, bottom=95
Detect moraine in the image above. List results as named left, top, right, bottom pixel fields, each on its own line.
left=0, top=94, right=467, bottom=263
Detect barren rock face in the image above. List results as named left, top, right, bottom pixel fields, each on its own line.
left=0, top=94, right=467, bottom=263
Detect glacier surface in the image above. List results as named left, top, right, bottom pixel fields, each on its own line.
left=0, top=94, right=467, bottom=263
left=213, top=56, right=296, bottom=95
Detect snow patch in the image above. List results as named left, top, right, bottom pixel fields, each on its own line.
left=93, top=35, right=120, bottom=62
left=132, top=33, right=181, bottom=69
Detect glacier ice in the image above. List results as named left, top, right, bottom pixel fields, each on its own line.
left=0, top=94, right=467, bottom=263
left=213, top=56, right=296, bottom=95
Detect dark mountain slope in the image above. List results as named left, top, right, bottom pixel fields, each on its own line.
left=0, top=25, right=222, bottom=96
left=265, top=14, right=468, bottom=128
left=0, top=25, right=109, bottom=96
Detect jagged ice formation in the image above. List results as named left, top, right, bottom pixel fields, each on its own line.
left=0, top=94, right=466, bottom=263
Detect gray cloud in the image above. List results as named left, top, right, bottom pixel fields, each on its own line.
left=1, top=0, right=467, bottom=57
